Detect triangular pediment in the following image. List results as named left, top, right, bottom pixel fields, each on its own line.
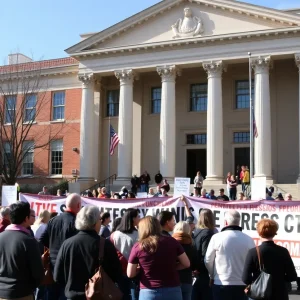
left=66, top=0, right=300, bottom=54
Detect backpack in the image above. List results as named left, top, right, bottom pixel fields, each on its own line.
left=85, top=237, right=123, bottom=300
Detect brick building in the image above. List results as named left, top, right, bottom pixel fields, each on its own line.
left=0, top=56, right=82, bottom=189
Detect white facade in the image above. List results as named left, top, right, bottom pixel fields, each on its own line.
left=66, top=0, right=300, bottom=188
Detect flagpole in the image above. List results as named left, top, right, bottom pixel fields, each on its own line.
left=108, top=116, right=111, bottom=193
left=248, top=52, right=254, bottom=182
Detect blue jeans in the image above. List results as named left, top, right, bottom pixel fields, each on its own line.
left=139, top=286, right=182, bottom=300
left=181, top=283, right=192, bottom=300
left=212, top=285, right=247, bottom=300
left=140, top=184, right=148, bottom=193
left=192, top=274, right=212, bottom=300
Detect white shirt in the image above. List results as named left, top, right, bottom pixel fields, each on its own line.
left=205, top=227, right=255, bottom=286
left=31, top=223, right=47, bottom=240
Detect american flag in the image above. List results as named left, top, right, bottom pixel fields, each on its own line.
left=253, top=115, right=258, bottom=138
left=109, top=125, right=119, bottom=155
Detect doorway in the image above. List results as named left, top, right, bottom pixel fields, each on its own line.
left=186, top=149, right=207, bottom=183
left=234, top=147, right=250, bottom=172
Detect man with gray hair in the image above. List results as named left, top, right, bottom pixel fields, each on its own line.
left=40, top=193, right=82, bottom=300
left=0, top=207, right=11, bottom=233
left=54, top=206, right=122, bottom=299
left=205, top=210, right=255, bottom=300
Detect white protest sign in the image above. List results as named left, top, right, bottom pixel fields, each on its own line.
left=1, top=185, right=17, bottom=206
left=251, top=177, right=266, bottom=200
left=137, top=192, right=148, bottom=198
left=174, top=177, right=190, bottom=196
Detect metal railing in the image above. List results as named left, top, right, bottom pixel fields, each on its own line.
left=81, top=174, right=117, bottom=194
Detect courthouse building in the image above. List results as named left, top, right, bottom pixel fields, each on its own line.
left=2, top=0, right=300, bottom=193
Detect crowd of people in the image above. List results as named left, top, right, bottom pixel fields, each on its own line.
left=0, top=193, right=298, bottom=300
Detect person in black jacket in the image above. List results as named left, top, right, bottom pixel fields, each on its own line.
left=54, top=205, right=123, bottom=300
left=0, top=201, right=44, bottom=299
left=192, top=208, right=216, bottom=300
left=172, top=221, right=197, bottom=300
left=154, top=171, right=163, bottom=185
left=40, top=193, right=81, bottom=300
left=242, top=218, right=297, bottom=300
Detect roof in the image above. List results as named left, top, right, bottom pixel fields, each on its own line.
left=65, top=0, right=300, bottom=55
left=0, top=57, right=78, bottom=74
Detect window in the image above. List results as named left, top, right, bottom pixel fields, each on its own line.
left=5, top=96, right=16, bottom=124
left=24, top=94, right=37, bottom=122
left=22, top=141, right=34, bottom=175
left=52, top=91, right=65, bottom=120
left=151, top=87, right=161, bottom=114
left=236, top=80, right=254, bottom=109
left=51, top=140, right=63, bottom=175
left=233, top=132, right=250, bottom=143
left=106, top=90, right=119, bottom=117
left=3, top=142, right=11, bottom=169
left=190, top=84, right=207, bottom=112
left=186, top=134, right=207, bottom=144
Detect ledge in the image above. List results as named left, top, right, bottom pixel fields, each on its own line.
left=22, top=121, right=37, bottom=125
left=50, top=120, right=65, bottom=124
left=47, top=175, right=63, bottom=179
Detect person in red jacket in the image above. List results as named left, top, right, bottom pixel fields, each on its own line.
left=0, top=207, right=11, bottom=233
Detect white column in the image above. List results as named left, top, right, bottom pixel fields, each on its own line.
left=157, top=65, right=179, bottom=180
left=203, top=61, right=224, bottom=182
left=252, top=56, right=272, bottom=179
left=115, top=69, right=136, bottom=180
left=295, top=54, right=300, bottom=182
left=78, top=74, right=95, bottom=180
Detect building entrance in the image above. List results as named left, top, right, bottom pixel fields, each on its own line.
left=186, top=149, right=207, bottom=184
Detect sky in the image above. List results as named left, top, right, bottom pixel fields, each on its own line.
left=1, top=0, right=299, bottom=63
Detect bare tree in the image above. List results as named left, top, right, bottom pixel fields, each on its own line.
left=0, top=58, right=65, bottom=185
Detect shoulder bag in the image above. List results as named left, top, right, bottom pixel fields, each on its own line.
left=245, top=246, right=272, bottom=299
left=41, top=247, right=54, bottom=286
left=85, top=237, right=123, bottom=300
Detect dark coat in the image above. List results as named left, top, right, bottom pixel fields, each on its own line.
left=39, top=211, right=78, bottom=268
left=54, top=230, right=122, bottom=300
left=178, top=243, right=197, bottom=284
left=193, top=228, right=215, bottom=275
left=155, top=173, right=163, bottom=184
left=242, top=241, right=297, bottom=300
left=0, top=230, right=44, bottom=299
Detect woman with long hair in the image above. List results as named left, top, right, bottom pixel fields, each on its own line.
left=173, top=221, right=196, bottom=300
left=110, top=208, right=140, bottom=300
left=31, top=210, right=50, bottom=240
left=128, top=216, right=190, bottom=300
left=192, top=209, right=216, bottom=300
